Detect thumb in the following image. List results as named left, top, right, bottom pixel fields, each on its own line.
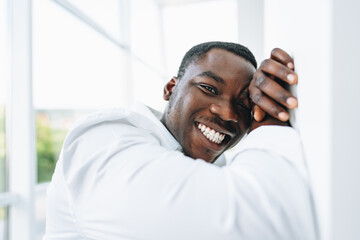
left=253, top=105, right=266, bottom=122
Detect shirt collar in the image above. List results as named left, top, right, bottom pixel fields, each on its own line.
left=131, top=102, right=181, bottom=151
left=131, top=102, right=225, bottom=166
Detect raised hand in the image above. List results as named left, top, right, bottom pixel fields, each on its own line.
left=249, top=48, right=298, bottom=123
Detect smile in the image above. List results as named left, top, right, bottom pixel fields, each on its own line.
left=197, top=123, right=225, bottom=144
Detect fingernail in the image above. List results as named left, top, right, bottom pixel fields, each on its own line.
left=287, top=62, right=294, bottom=69
left=278, top=112, right=289, bottom=121
left=286, top=97, right=298, bottom=108
left=287, top=74, right=297, bottom=83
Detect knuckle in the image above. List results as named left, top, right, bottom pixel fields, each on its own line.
left=279, top=67, right=289, bottom=79
left=250, top=71, right=258, bottom=82
left=276, top=92, right=289, bottom=103
left=249, top=72, right=258, bottom=87
left=270, top=106, right=281, bottom=116
left=251, top=92, right=262, bottom=104
left=271, top=48, right=281, bottom=56
left=249, top=79, right=256, bottom=89
left=255, top=75, right=267, bottom=88
left=260, top=59, right=270, bottom=67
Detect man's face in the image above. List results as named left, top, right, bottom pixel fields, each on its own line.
left=161, top=49, right=256, bottom=163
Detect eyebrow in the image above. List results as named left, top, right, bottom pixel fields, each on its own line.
left=197, top=71, right=225, bottom=85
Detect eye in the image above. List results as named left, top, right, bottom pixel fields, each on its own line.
left=236, top=101, right=251, bottom=111
left=200, top=84, right=218, bottom=95
left=236, top=92, right=251, bottom=111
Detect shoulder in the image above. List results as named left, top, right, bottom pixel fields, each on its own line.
left=64, top=107, right=158, bottom=146
left=59, top=108, right=161, bottom=171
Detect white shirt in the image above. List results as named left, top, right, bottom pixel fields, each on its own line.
left=44, top=103, right=318, bottom=240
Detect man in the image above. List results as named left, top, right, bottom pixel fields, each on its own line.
left=44, top=42, right=317, bottom=240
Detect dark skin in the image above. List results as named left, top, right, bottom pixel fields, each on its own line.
left=250, top=48, right=298, bottom=129
left=161, top=48, right=297, bottom=163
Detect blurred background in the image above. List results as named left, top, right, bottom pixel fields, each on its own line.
left=0, top=0, right=359, bottom=239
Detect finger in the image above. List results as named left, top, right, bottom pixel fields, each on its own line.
left=253, top=105, right=266, bottom=122
left=260, top=59, right=298, bottom=85
left=254, top=73, right=298, bottom=109
left=270, top=48, right=294, bottom=70
left=250, top=86, right=289, bottom=121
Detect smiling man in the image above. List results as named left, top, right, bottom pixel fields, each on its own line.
left=161, top=44, right=257, bottom=162
left=44, top=42, right=317, bottom=240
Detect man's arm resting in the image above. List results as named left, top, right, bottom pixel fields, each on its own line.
left=55, top=125, right=316, bottom=240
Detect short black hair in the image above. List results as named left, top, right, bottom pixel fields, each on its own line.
left=177, top=41, right=257, bottom=79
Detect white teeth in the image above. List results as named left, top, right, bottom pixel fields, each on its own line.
left=197, top=123, right=226, bottom=145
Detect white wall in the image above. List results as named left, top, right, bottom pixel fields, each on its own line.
left=237, top=0, right=264, bottom=62
left=162, top=0, right=239, bottom=77
left=331, top=0, right=360, bottom=239
left=264, top=0, right=360, bottom=239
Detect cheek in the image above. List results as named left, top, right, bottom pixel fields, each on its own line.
left=244, top=112, right=252, bottom=129
left=168, top=94, right=197, bottom=138
left=175, top=90, right=205, bottom=119
left=238, top=108, right=252, bottom=129
left=228, top=110, right=251, bottom=143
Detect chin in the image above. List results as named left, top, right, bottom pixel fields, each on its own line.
left=195, top=151, right=220, bottom=163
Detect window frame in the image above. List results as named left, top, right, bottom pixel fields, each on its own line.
left=7, top=0, right=37, bottom=239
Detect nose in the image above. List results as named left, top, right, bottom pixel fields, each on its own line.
left=209, top=101, right=238, bottom=123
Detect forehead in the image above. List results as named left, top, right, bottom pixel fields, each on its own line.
left=184, top=48, right=256, bottom=86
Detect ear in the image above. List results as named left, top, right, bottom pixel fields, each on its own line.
left=163, top=77, right=178, bottom=101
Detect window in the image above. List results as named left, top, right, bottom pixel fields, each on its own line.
left=32, top=1, right=133, bottom=237
left=33, top=0, right=128, bottom=183
left=131, top=0, right=166, bottom=111
left=0, top=106, right=6, bottom=240
left=0, top=105, right=6, bottom=239
left=68, top=0, right=124, bottom=43
left=0, top=0, right=9, bottom=238
left=132, top=59, right=166, bottom=110
left=162, top=0, right=238, bottom=76
left=31, top=1, right=166, bottom=237
left=0, top=207, right=8, bottom=240
left=0, top=100, right=5, bottom=194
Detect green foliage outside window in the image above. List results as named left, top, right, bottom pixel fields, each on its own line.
left=36, top=110, right=91, bottom=183
left=0, top=106, right=5, bottom=192
left=36, top=112, right=68, bottom=183
left=0, top=106, right=6, bottom=224
left=0, top=107, right=91, bottom=184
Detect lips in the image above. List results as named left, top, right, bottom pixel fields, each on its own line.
left=197, top=123, right=226, bottom=144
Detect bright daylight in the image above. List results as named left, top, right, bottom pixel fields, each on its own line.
left=0, top=0, right=359, bottom=239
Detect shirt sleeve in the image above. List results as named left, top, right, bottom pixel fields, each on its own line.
left=223, top=126, right=317, bottom=240
left=46, top=124, right=317, bottom=240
